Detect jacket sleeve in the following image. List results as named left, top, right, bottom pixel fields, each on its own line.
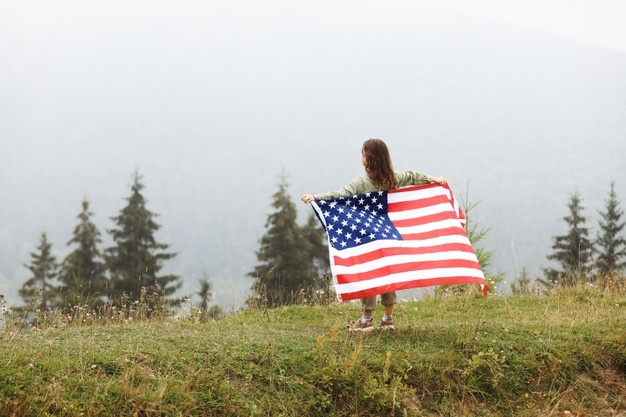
left=315, top=176, right=368, bottom=200
left=395, top=171, right=433, bottom=187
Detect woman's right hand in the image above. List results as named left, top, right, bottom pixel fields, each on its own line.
left=301, top=194, right=316, bottom=204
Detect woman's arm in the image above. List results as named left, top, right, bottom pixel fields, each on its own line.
left=300, top=176, right=367, bottom=204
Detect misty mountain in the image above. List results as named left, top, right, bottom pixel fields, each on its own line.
left=1, top=9, right=625, bottom=309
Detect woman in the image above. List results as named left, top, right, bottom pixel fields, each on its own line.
left=301, top=138, right=446, bottom=332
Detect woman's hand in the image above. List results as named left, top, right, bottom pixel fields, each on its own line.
left=301, top=194, right=316, bottom=204
left=431, top=176, right=447, bottom=185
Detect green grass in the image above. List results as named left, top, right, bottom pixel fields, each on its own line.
left=1, top=287, right=625, bottom=416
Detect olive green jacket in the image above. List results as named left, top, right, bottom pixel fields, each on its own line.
left=315, top=171, right=433, bottom=201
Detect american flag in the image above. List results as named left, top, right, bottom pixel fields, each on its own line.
left=311, top=183, right=487, bottom=301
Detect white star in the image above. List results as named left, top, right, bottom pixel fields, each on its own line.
left=355, top=237, right=362, bottom=244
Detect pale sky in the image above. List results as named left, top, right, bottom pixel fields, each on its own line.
left=1, top=0, right=626, bottom=54
left=433, top=0, right=626, bottom=53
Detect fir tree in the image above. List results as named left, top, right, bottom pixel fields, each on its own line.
left=105, top=171, right=181, bottom=302
left=545, top=191, right=594, bottom=286
left=58, top=199, right=106, bottom=307
left=248, top=176, right=323, bottom=307
left=595, top=182, right=626, bottom=277
left=19, top=232, right=58, bottom=310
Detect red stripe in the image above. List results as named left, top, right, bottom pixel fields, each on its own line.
left=391, top=210, right=459, bottom=228
left=389, top=183, right=440, bottom=194
left=339, top=277, right=488, bottom=301
left=333, top=242, right=476, bottom=267
left=387, top=194, right=451, bottom=213
left=336, top=259, right=482, bottom=284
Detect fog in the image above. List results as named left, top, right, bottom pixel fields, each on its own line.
left=2, top=0, right=626, bottom=308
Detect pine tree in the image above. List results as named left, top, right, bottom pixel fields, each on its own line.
left=19, top=232, right=58, bottom=310
left=58, top=199, right=106, bottom=308
left=545, top=191, right=594, bottom=286
left=595, top=182, right=626, bottom=277
left=105, top=171, right=181, bottom=302
left=248, top=176, right=323, bottom=307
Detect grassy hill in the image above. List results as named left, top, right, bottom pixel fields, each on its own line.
left=1, top=287, right=625, bottom=416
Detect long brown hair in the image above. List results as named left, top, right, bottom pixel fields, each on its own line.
left=362, top=138, right=398, bottom=190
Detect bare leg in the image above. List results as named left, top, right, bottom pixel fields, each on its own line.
left=384, top=304, right=394, bottom=317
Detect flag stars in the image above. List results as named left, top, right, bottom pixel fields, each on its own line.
left=316, top=190, right=402, bottom=250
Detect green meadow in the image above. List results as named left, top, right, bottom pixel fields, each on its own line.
left=1, top=287, right=625, bottom=417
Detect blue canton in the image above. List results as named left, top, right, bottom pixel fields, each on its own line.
left=315, top=191, right=403, bottom=250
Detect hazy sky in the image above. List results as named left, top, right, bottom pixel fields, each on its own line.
left=433, top=0, right=626, bottom=53
left=2, top=0, right=626, bottom=53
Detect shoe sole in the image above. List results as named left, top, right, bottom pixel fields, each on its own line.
left=348, top=326, right=375, bottom=333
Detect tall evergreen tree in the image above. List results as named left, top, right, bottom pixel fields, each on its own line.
left=248, top=176, right=323, bottom=307
left=58, top=199, right=106, bottom=307
left=545, top=191, right=594, bottom=286
left=105, top=171, right=181, bottom=302
left=595, top=182, right=626, bottom=277
left=19, top=232, right=58, bottom=310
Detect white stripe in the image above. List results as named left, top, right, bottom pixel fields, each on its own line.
left=335, top=267, right=486, bottom=293
left=395, top=218, right=465, bottom=235
left=333, top=250, right=480, bottom=275
left=329, top=234, right=473, bottom=259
